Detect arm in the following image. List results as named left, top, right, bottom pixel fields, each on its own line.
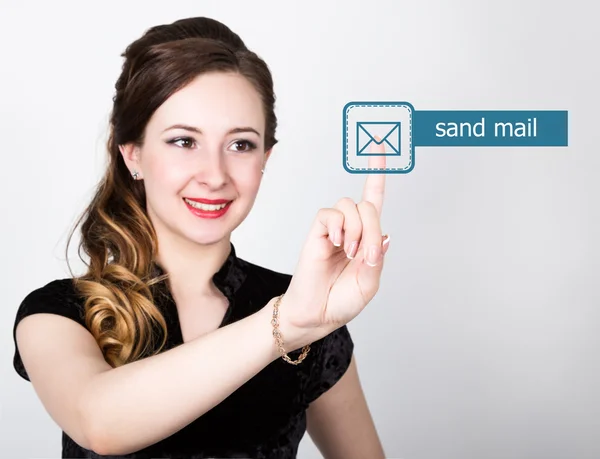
left=306, top=354, right=385, bottom=459
left=15, top=299, right=281, bottom=456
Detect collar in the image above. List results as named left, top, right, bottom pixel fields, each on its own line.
left=151, top=241, right=247, bottom=301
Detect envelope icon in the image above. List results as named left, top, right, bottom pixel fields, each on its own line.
left=356, top=121, right=401, bottom=156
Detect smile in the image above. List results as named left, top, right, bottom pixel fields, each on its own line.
left=183, top=198, right=229, bottom=211
left=183, top=198, right=233, bottom=219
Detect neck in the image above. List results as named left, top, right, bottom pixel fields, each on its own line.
left=154, top=230, right=232, bottom=299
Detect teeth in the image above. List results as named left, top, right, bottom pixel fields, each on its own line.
left=184, top=198, right=229, bottom=211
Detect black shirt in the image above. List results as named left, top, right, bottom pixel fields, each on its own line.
left=12, top=242, right=354, bottom=459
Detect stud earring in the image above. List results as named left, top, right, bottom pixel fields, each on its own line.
left=261, top=168, right=265, bottom=174
left=132, top=170, right=140, bottom=180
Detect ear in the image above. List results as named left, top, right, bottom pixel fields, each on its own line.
left=263, top=148, right=273, bottom=168
left=119, top=143, right=142, bottom=178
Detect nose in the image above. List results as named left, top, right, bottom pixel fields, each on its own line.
left=193, top=149, right=229, bottom=190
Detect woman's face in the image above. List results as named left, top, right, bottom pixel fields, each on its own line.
left=121, top=71, right=270, bottom=246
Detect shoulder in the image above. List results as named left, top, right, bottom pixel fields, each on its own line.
left=302, top=323, right=354, bottom=405
left=13, top=277, right=87, bottom=333
left=15, top=278, right=85, bottom=323
left=13, top=278, right=87, bottom=381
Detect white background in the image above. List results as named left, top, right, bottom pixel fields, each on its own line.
left=1, top=1, right=598, bottom=458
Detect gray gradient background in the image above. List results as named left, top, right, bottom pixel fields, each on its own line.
left=1, top=1, right=597, bottom=458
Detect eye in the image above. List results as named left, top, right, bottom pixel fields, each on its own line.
left=167, top=136, right=197, bottom=149
left=229, top=140, right=257, bottom=153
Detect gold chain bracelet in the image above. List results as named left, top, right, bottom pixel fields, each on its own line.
left=271, top=294, right=311, bottom=365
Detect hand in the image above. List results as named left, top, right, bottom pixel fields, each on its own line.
left=280, top=138, right=390, bottom=348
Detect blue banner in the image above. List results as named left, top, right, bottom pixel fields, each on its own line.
left=413, top=110, right=568, bottom=147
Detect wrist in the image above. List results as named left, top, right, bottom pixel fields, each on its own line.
left=257, top=299, right=283, bottom=363
left=267, top=294, right=318, bottom=364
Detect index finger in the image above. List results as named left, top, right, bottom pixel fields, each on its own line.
left=361, top=135, right=387, bottom=215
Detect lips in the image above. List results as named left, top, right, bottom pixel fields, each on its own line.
left=183, top=197, right=233, bottom=219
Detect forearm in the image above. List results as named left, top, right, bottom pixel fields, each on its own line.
left=79, top=299, right=279, bottom=456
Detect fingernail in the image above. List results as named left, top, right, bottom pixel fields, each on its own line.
left=365, top=245, right=381, bottom=266
left=382, top=235, right=391, bottom=255
left=346, top=241, right=358, bottom=259
left=333, top=229, right=342, bottom=247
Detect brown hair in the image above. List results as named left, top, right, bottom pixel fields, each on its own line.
left=65, top=17, right=278, bottom=367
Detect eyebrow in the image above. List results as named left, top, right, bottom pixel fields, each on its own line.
left=162, top=124, right=261, bottom=137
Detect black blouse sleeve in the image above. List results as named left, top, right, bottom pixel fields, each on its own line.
left=12, top=279, right=86, bottom=382
left=303, top=324, right=354, bottom=405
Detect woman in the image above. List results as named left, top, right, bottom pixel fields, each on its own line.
left=12, top=16, right=390, bottom=459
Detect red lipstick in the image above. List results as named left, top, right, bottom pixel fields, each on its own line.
left=183, top=197, right=232, bottom=219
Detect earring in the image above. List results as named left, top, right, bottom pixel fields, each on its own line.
left=261, top=168, right=265, bottom=174
left=132, top=170, right=140, bottom=180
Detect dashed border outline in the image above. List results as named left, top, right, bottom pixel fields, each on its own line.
left=343, top=102, right=415, bottom=174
